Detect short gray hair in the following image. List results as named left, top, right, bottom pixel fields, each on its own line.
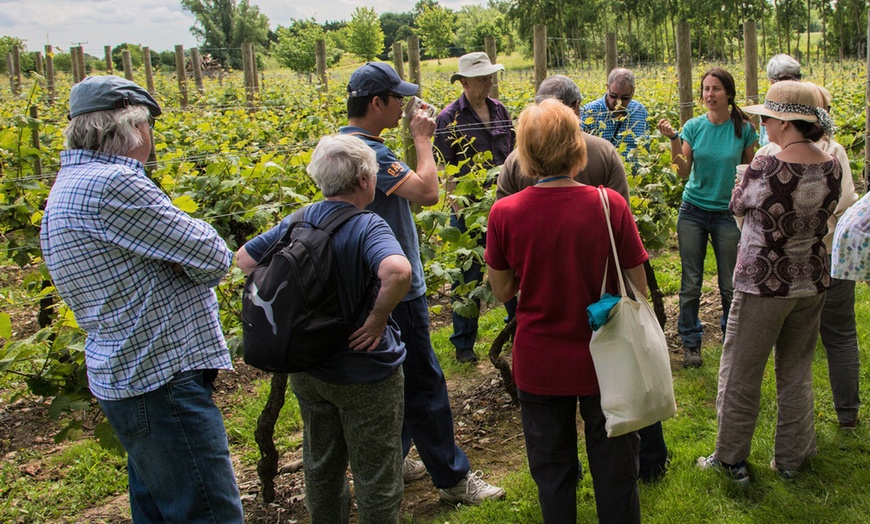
left=607, top=68, right=635, bottom=89
left=64, top=105, right=150, bottom=156
left=767, top=54, right=801, bottom=81
left=307, top=135, right=377, bottom=197
left=535, top=75, right=582, bottom=107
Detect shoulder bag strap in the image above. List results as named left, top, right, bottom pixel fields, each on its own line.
left=598, top=187, right=627, bottom=298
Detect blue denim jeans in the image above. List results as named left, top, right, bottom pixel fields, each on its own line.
left=98, top=370, right=243, bottom=524
left=677, top=202, right=740, bottom=348
left=393, top=296, right=471, bottom=488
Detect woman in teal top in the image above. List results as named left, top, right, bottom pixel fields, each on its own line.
left=658, top=67, right=757, bottom=368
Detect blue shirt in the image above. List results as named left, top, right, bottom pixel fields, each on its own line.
left=243, top=200, right=407, bottom=384
left=433, top=93, right=514, bottom=178
left=680, top=115, right=758, bottom=211
left=41, top=150, right=234, bottom=401
left=582, top=96, right=649, bottom=158
left=339, top=125, right=426, bottom=301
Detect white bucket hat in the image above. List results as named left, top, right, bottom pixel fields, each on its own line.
left=450, top=52, right=504, bottom=83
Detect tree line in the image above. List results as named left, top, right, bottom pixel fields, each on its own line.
left=2, top=0, right=867, bottom=76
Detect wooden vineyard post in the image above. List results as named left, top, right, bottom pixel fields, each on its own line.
left=392, top=41, right=404, bottom=79
left=676, top=21, right=693, bottom=126
left=191, top=48, right=204, bottom=95
left=315, top=39, right=327, bottom=92
left=605, top=33, right=617, bottom=75
left=485, top=36, right=499, bottom=100
left=143, top=47, right=155, bottom=94
left=744, top=20, right=759, bottom=127
left=29, top=106, right=42, bottom=178
left=122, top=49, right=133, bottom=81
left=105, top=45, right=113, bottom=74
left=35, top=51, right=43, bottom=76
left=175, top=45, right=188, bottom=108
left=12, top=46, right=21, bottom=95
left=45, top=45, right=55, bottom=103
left=534, top=25, right=546, bottom=91
left=242, top=42, right=255, bottom=111
left=70, top=46, right=82, bottom=83
left=404, top=35, right=422, bottom=172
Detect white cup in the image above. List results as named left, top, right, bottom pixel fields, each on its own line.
left=735, top=164, right=749, bottom=182
left=403, top=96, right=437, bottom=120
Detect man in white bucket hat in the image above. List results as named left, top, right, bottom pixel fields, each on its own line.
left=435, top=51, right=516, bottom=364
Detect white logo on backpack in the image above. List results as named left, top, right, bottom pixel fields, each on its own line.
left=249, top=281, right=289, bottom=335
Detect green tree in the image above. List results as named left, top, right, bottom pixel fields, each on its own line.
left=180, top=0, right=270, bottom=69
left=274, top=19, right=342, bottom=73
left=111, top=43, right=143, bottom=71
left=347, top=7, right=385, bottom=61
left=380, top=11, right=416, bottom=53
left=417, top=4, right=455, bottom=60
left=0, top=36, right=34, bottom=74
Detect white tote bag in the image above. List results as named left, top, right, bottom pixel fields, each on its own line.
left=588, top=188, right=677, bottom=437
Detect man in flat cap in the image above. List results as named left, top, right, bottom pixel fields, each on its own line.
left=341, top=62, right=505, bottom=505
left=434, top=52, right=515, bottom=364
left=40, top=76, right=244, bottom=523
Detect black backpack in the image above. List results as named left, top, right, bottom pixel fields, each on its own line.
left=241, top=205, right=374, bottom=373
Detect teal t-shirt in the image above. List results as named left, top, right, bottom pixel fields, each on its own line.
left=680, top=115, right=757, bottom=211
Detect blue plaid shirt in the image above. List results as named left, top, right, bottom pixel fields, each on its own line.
left=41, top=150, right=234, bottom=400
left=582, top=96, right=649, bottom=158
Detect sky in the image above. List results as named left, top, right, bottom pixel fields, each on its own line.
left=2, top=0, right=485, bottom=56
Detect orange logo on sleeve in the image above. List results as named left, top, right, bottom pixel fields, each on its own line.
left=387, top=162, right=404, bottom=177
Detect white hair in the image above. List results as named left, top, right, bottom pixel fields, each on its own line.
left=767, top=54, right=802, bottom=81
left=307, top=135, right=377, bottom=197
left=63, top=105, right=150, bottom=156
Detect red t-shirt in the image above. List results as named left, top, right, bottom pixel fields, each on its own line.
left=485, top=185, right=648, bottom=396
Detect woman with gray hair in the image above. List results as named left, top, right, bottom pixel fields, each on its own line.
left=237, top=134, right=412, bottom=523
left=759, top=54, right=802, bottom=146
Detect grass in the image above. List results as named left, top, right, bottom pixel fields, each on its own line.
left=410, top=248, right=870, bottom=524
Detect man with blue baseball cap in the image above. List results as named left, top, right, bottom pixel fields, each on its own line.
left=41, top=75, right=244, bottom=523
left=340, top=62, right=506, bottom=506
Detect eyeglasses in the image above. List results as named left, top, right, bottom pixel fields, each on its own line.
left=388, top=93, right=405, bottom=103
left=773, top=74, right=800, bottom=82
left=606, top=91, right=633, bottom=103
left=147, top=115, right=155, bottom=129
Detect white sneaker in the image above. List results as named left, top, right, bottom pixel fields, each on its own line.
left=438, top=470, right=505, bottom=505
left=403, top=457, right=427, bottom=484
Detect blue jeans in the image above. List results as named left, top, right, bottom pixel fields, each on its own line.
left=677, top=202, right=740, bottom=348
left=393, top=296, right=471, bottom=488
left=99, top=370, right=244, bottom=524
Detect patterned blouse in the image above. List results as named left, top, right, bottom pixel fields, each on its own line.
left=832, top=192, right=870, bottom=281
left=730, top=154, right=841, bottom=298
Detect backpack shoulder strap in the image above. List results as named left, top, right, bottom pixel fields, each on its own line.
left=316, top=205, right=371, bottom=234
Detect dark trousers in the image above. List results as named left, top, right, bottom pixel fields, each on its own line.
left=638, top=421, right=668, bottom=480
left=518, top=389, right=641, bottom=524
left=393, top=296, right=470, bottom=488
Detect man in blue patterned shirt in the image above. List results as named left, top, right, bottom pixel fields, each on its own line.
left=582, top=68, right=649, bottom=165
left=40, top=76, right=243, bottom=523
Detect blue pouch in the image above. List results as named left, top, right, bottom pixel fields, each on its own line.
left=587, top=293, right=621, bottom=331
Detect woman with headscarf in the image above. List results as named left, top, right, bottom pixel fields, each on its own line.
left=698, top=81, right=841, bottom=484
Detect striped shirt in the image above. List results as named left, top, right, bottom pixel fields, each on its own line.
left=40, top=150, right=234, bottom=400
left=582, top=96, right=649, bottom=158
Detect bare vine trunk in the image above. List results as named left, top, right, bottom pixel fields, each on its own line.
left=255, top=373, right=288, bottom=503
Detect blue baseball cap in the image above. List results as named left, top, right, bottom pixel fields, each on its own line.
left=347, top=62, right=419, bottom=98
left=68, top=75, right=162, bottom=119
